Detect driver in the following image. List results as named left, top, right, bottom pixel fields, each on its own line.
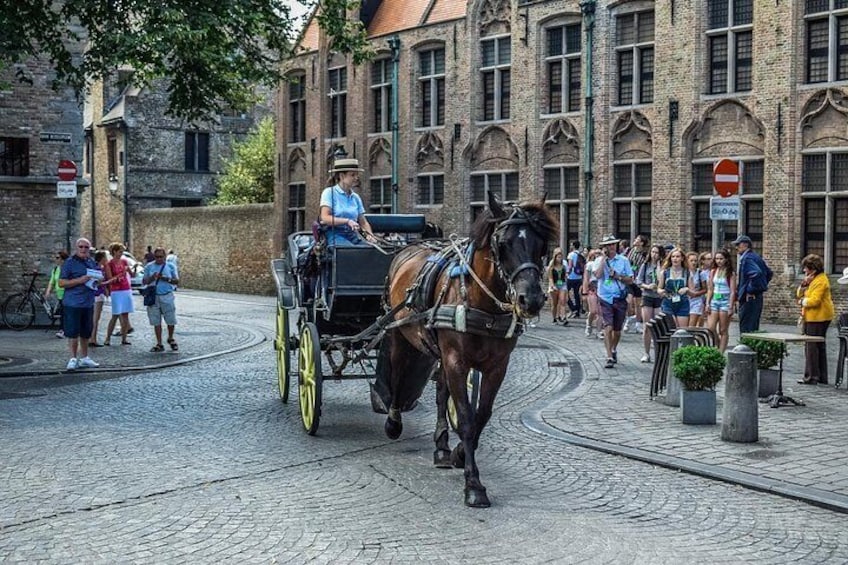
left=319, top=157, right=373, bottom=246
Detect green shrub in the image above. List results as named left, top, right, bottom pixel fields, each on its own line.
left=672, top=346, right=726, bottom=391
left=739, top=333, right=788, bottom=369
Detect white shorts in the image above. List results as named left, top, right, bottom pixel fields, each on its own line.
left=689, top=297, right=705, bottom=316
left=110, top=289, right=135, bottom=315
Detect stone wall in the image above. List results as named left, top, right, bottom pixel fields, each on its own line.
left=131, top=204, right=275, bottom=296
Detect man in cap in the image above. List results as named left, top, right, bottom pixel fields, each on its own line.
left=733, top=234, right=773, bottom=333
left=593, top=234, right=634, bottom=369
left=58, top=237, right=101, bottom=371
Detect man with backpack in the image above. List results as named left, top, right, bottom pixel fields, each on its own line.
left=734, top=234, right=773, bottom=333
left=566, top=240, right=585, bottom=318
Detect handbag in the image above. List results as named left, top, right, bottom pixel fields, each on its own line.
left=143, top=264, right=167, bottom=306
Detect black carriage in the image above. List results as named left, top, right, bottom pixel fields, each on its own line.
left=271, top=214, right=431, bottom=434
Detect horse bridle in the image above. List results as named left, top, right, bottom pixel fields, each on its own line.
left=487, top=207, right=546, bottom=312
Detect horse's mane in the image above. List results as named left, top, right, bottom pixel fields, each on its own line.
left=470, top=200, right=560, bottom=249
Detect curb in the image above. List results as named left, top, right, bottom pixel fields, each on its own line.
left=521, top=333, right=848, bottom=515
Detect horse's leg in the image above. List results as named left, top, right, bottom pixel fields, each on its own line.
left=433, top=366, right=452, bottom=468
left=383, top=331, right=405, bottom=440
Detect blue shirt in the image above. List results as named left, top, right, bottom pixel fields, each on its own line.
left=144, top=262, right=179, bottom=295
left=59, top=254, right=97, bottom=308
left=596, top=254, right=633, bottom=305
left=566, top=250, right=583, bottom=280
left=320, top=184, right=366, bottom=245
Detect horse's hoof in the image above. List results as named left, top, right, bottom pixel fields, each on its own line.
left=450, top=446, right=465, bottom=468
left=433, top=449, right=452, bottom=468
left=464, top=487, right=490, bottom=508
left=384, top=417, right=402, bottom=440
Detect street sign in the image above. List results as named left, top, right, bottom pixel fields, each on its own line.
left=713, top=159, right=740, bottom=197
left=40, top=132, right=72, bottom=143
left=56, top=181, right=77, bottom=198
left=57, top=160, right=77, bottom=181
left=710, top=196, right=740, bottom=221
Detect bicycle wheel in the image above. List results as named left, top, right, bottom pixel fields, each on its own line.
left=2, top=293, right=36, bottom=330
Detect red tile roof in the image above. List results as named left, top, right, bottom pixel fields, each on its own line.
left=368, top=0, right=429, bottom=37
left=425, top=0, right=467, bottom=24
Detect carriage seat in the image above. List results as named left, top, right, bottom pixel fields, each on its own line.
left=363, top=214, right=427, bottom=235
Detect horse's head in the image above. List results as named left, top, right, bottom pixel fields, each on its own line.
left=473, top=192, right=559, bottom=318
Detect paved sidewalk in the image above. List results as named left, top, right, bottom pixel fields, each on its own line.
left=522, top=310, right=848, bottom=513
left=0, top=295, right=264, bottom=377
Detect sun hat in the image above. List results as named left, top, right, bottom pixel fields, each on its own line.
left=838, top=266, right=848, bottom=285
left=732, top=234, right=752, bottom=246
left=329, top=158, right=364, bottom=174
left=598, top=234, right=620, bottom=246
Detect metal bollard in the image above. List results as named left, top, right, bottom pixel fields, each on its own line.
left=665, top=329, right=695, bottom=407
left=721, top=344, right=758, bottom=443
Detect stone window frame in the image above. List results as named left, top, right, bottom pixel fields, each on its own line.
left=371, top=58, right=392, bottom=134
left=0, top=137, right=29, bottom=177
left=470, top=170, right=518, bottom=222
left=328, top=66, right=348, bottom=138
left=804, top=0, right=848, bottom=84
left=479, top=34, right=512, bottom=123
left=288, top=72, right=307, bottom=144
left=417, top=45, right=446, bottom=129
left=613, top=8, right=655, bottom=107
left=690, top=157, right=763, bottom=253
left=369, top=176, right=392, bottom=214
left=612, top=161, right=653, bottom=243
left=543, top=165, right=580, bottom=249
left=541, top=20, right=582, bottom=115
left=705, top=0, right=753, bottom=95
left=801, top=149, right=848, bottom=273
left=416, top=173, right=445, bottom=207
left=287, top=182, right=306, bottom=236
left=184, top=131, right=210, bottom=172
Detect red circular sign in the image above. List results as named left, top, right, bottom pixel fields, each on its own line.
left=57, top=160, right=77, bottom=181
left=713, top=159, right=739, bottom=197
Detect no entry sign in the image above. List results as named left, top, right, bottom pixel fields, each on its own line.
left=713, top=159, right=739, bottom=197
left=57, top=160, right=77, bottom=181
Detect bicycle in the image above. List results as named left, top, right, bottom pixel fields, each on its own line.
left=1, top=272, right=63, bottom=331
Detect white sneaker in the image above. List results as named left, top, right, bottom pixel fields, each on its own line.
left=55, top=330, right=64, bottom=339
left=634, top=322, right=644, bottom=334
left=640, top=354, right=651, bottom=363
left=597, top=330, right=605, bottom=340
left=585, top=325, right=592, bottom=337
left=66, top=358, right=78, bottom=370
left=78, top=357, right=100, bottom=368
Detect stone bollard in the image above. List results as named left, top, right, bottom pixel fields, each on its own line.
left=721, top=344, right=758, bottom=443
left=665, top=329, right=695, bottom=407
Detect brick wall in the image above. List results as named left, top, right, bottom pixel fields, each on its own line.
left=131, top=204, right=275, bottom=296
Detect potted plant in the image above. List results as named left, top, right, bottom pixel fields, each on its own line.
left=740, top=333, right=788, bottom=398
left=672, top=345, right=727, bottom=425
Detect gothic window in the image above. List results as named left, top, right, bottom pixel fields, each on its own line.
left=328, top=66, right=347, bottom=138
left=616, top=10, right=654, bottom=105
left=543, top=166, right=580, bottom=247
left=470, top=171, right=518, bottom=221
left=287, top=183, right=306, bottom=235
left=801, top=152, right=848, bottom=272
left=370, top=177, right=392, bottom=214
left=706, top=0, right=753, bottom=94
left=371, top=59, right=392, bottom=133
left=419, top=48, right=445, bottom=127
left=805, top=0, right=848, bottom=83
left=0, top=137, right=29, bottom=177
left=288, top=73, right=306, bottom=143
left=480, top=36, right=511, bottom=121
left=613, top=163, right=653, bottom=241
left=417, top=174, right=444, bottom=205
left=184, top=132, right=209, bottom=172
left=545, top=23, right=581, bottom=113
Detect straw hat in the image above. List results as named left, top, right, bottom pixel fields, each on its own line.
left=598, top=234, right=620, bottom=246
left=329, top=158, right=364, bottom=174
left=838, top=266, right=848, bottom=285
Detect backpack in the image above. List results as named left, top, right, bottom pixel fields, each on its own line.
left=572, top=252, right=586, bottom=276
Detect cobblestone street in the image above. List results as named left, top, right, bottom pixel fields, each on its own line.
left=1, top=291, right=847, bottom=563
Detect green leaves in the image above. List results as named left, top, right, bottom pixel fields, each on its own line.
left=672, top=346, right=726, bottom=391
left=0, top=0, right=371, bottom=121
left=212, top=116, right=275, bottom=205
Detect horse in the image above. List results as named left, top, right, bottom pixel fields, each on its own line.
left=374, top=192, right=558, bottom=507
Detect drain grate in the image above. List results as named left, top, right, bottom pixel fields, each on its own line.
left=743, top=449, right=786, bottom=460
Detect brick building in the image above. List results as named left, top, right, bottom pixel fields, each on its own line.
left=275, top=0, right=848, bottom=318
left=0, top=30, right=87, bottom=298
left=80, top=75, right=274, bottom=252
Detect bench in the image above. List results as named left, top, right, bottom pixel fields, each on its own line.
left=648, top=312, right=719, bottom=398
left=836, top=313, right=848, bottom=389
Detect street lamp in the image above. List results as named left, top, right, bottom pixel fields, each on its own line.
left=108, top=174, right=119, bottom=194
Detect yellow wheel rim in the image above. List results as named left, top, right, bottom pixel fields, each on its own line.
left=275, top=305, right=290, bottom=403
left=298, top=324, right=320, bottom=432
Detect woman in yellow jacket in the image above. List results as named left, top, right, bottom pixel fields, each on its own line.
left=796, top=254, right=835, bottom=385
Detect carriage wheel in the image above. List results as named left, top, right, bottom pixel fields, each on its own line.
left=298, top=321, right=323, bottom=435
left=274, top=304, right=292, bottom=403
left=448, top=369, right=481, bottom=432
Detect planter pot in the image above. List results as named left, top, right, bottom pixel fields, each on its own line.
left=680, top=389, right=717, bottom=425
left=758, top=368, right=780, bottom=398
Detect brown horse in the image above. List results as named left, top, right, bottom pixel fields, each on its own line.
left=376, top=192, right=558, bottom=507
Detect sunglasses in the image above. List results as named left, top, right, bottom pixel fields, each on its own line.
left=78, top=245, right=90, bottom=249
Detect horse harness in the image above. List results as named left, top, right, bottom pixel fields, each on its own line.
left=385, top=207, right=544, bottom=358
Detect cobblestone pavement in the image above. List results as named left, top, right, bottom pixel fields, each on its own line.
left=1, top=292, right=847, bottom=563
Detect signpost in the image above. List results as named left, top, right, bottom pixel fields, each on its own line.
left=56, top=160, right=77, bottom=198
left=709, top=195, right=740, bottom=220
